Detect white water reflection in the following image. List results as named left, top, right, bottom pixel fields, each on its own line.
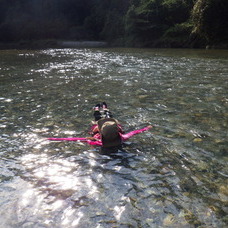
left=1, top=48, right=227, bottom=227
left=17, top=146, right=142, bottom=227
left=18, top=150, right=96, bottom=226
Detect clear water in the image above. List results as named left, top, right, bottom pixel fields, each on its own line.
left=0, top=48, right=227, bottom=227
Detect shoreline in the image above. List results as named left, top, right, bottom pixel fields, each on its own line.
left=0, top=40, right=108, bottom=50
left=0, top=40, right=227, bottom=50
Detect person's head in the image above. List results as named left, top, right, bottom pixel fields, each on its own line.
left=98, top=118, right=122, bottom=148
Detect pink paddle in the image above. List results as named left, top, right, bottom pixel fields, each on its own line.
left=48, top=137, right=88, bottom=141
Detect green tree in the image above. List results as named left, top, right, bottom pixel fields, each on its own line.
left=0, top=0, right=227, bottom=48
left=192, top=0, right=228, bottom=45
left=161, top=0, right=194, bottom=47
left=125, top=0, right=194, bottom=47
left=125, top=0, right=164, bottom=46
left=84, top=0, right=130, bottom=42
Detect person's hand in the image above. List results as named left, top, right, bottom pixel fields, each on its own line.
left=147, top=125, right=153, bottom=129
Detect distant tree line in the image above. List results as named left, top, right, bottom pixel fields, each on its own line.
left=0, top=0, right=227, bottom=48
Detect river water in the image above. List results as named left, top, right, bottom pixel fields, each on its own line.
left=0, top=48, right=227, bottom=227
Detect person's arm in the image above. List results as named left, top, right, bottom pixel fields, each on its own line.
left=48, top=137, right=88, bottom=141
left=48, top=130, right=102, bottom=145
left=121, top=125, right=152, bottom=141
left=48, top=135, right=100, bottom=142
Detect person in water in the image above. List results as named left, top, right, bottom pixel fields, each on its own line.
left=48, top=102, right=152, bottom=147
left=88, top=102, right=152, bottom=148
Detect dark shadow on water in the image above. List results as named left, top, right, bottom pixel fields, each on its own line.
left=97, top=145, right=134, bottom=168
left=98, top=144, right=134, bottom=157
left=99, top=145, right=123, bottom=155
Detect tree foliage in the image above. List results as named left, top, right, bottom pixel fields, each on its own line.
left=0, top=0, right=227, bottom=47
left=125, top=0, right=194, bottom=47
left=192, top=0, right=228, bottom=45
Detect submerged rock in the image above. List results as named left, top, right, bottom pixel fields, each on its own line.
left=193, top=138, right=203, bottom=142
left=219, top=185, right=228, bottom=195
left=163, top=214, right=175, bottom=226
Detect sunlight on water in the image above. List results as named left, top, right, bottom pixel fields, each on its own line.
left=0, top=48, right=227, bottom=227
left=16, top=150, right=103, bottom=226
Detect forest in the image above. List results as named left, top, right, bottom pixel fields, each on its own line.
left=0, top=0, right=227, bottom=48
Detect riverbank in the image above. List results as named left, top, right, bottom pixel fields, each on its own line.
left=0, top=39, right=227, bottom=50
left=0, top=40, right=108, bottom=50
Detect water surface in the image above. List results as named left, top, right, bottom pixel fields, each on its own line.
left=0, top=48, right=228, bottom=227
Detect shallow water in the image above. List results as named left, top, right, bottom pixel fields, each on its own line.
left=0, top=48, right=228, bottom=227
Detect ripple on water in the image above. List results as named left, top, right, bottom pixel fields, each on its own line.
left=0, top=48, right=227, bottom=227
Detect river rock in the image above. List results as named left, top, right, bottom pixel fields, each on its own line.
left=163, top=214, right=175, bottom=226
left=193, top=138, right=203, bottom=142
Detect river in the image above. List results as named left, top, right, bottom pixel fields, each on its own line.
left=0, top=48, right=227, bottom=227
